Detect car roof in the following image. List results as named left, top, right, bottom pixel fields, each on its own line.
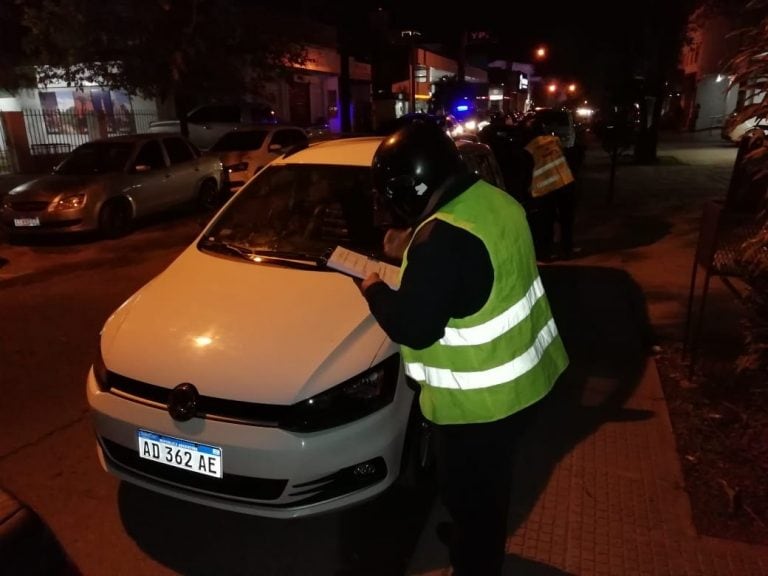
left=221, top=124, right=306, bottom=134
left=272, top=136, right=384, bottom=167
left=87, top=133, right=186, bottom=145
left=269, top=135, right=491, bottom=168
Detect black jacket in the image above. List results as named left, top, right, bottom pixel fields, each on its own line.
left=363, top=173, right=494, bottom=350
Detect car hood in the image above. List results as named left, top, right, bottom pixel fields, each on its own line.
left=7, top=174, right=107, bottom=200
left=101, top=246, right=395, bottom=405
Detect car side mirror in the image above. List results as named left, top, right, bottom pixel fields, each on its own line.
left=133, top=164, right=152, bottom=173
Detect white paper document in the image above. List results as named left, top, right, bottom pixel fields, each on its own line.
left=326, top=246, right=401, bottom=290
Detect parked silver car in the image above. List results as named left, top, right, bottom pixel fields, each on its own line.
left=1, top=134, right=223, bottom=238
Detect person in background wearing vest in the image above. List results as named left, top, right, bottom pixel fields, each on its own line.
left=358, top=121, right=570, bottom=576
left=524, top=120, right=577, bottom=261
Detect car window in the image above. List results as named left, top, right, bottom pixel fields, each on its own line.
left=55, top=142, right=133, bottom=175
left=163, top=137, right=195, bottom=164
left=134, top=141, right=166, bottom=170
left=202, top=164, right=382, bottom=257
left=271, top=130, right=308, bottom=149
left=188, top=105, right=241, bottom=124
left=461, top=146, right=506, bottom=190
left=533, top=110, right=571, bottom=127
left=210, top=130, right=268, bottom=152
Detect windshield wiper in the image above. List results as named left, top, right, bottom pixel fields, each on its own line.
left=247, top=249, right=324, bottom=265
left=198, top=239, right=257, bottom=261
left=199, top=240, right=325, bottom=269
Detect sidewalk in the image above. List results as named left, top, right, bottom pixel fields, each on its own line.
left=405, top=132, right=768, bottom=575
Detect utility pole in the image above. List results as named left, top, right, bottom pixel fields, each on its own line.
left=401, top=30, right=421, bottom=114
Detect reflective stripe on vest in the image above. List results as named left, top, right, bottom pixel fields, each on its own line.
left=399, top=179, right=569, bottom=424
left=437, top=276, right=546, bottom=347
left=405, top=317, right=558, bottom=389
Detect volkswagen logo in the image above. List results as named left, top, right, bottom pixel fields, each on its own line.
left=168, top=383, right=199, bottom=422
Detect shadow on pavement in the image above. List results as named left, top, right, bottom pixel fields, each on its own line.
left=119, top=477, right=436, bottom=575
left=507, top=264, right=654, bottom=566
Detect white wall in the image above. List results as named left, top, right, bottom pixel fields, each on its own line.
left=695, top=74, right=730, bottom=129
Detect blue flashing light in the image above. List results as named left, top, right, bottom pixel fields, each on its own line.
left=455, top=104, right=469, bottom=112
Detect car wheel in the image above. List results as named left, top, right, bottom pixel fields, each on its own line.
left=397, top=396, right=435, bottom=491
left=197, top=178, right=221, bottom=211
left=98, top=198, right=133, bottom=239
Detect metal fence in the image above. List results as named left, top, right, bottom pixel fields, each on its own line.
left=23, top=109, right=159, bottom=155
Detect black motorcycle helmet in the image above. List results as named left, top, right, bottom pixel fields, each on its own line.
left=372, top=120, right=464, bottom=227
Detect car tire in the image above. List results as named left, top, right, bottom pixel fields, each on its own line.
left=197, top=178, right=221, bottom=211
left=397, top=395, right=435, bottom=492
left=98, top=198, right=133, bottom=239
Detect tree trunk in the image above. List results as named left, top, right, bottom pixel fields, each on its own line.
left=174, top=90, right=190, bottom=139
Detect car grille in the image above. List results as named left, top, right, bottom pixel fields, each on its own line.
left=101, top=438, right=387, bottom=508
left=10, top=201, right=49, bottom=212
left=104, top=371, right=288, bottom=427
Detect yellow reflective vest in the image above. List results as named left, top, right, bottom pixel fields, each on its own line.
left=525, top=134, right=574, bottom=197
left=399, top=179, right=569, bottom=425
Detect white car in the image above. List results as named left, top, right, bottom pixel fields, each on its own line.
left=86, top=136, right=505, bottom=518
left=207, top=125, right=309, bottom=195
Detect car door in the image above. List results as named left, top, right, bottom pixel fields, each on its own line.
left=162, top=136, right=200, bottom=204
left=128, top=140, right=172, bottom=216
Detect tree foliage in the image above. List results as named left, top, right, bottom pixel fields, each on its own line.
left=722, top=0, right=768, bottom=126
left=8, top=0, right=310, bottom=112
left=716, top=0, right=768, bottom=375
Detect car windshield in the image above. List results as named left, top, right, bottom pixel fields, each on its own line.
left=55, top=142, right=134, bottom=175
left=209, top=131, right=268, bottom=152
left=201, top=164, right=386, bottom=261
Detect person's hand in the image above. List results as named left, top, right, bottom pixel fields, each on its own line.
left=382, top=227, right=413, bottom=260
left=359, top=272, right=382, bottom=295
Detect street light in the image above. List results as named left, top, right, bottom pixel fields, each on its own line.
left=535, top=45, right=547, bottom=60
left=547, top=83, right=557, bottom=94
left=567, top=83, right=577, bottom=93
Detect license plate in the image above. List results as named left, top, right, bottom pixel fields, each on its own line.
left=13, top=217, right=40, bottom=227
left=137, top=429, right=223, bottom=478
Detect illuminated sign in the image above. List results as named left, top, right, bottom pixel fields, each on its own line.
left=519, top=74, right=529, bottom=90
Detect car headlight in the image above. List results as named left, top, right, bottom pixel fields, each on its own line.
left=225, top=162, right=248, bottom=174
left=92, top=344, right=110, bottom=391
left=53, top=193, right=86, bottom=211
left=280, top=354, right=400, bottom=432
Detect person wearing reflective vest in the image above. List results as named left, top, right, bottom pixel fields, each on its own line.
left=524, top=130, right=576, bottom=260
left=525, top=133, right=574, bottom=198
left=360, top=121, right=569, bottom=576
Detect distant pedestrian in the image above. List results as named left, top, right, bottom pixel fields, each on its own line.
left=688, top=103, right=700, bottom=132
left=523, top=120, right=576, bottom=260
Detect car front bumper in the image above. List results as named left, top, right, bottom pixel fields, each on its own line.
left=86, top=368, right=412, bottom=519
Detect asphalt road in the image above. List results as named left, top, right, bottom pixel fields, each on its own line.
left=0, top=210, right=436, bottom=576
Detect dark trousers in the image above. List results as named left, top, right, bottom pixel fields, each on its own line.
left=527, top=183, right=576, bottom=258
left=526, top=193, right=556, bottom=259
left=433, top=406, right=536, bottom=576
left=554, top=182, right=576, bottom=254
